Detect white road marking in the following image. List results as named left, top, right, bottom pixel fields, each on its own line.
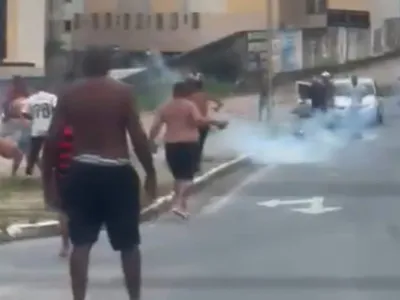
left=202, top=165, right=276, bottom=215
left=291, top=197, right=342, bottom=214
left=259, top=197, right=342, bottom=214
left=258, top=198, right=315, bottom=207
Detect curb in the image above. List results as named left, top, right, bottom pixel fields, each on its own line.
left=0, top=154, right=249, bottom=243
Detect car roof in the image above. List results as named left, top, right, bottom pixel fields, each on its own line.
left=333, top=77, right=374, bottom=84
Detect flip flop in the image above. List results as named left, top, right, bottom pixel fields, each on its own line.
left=172, top=208, right=190, bottom=220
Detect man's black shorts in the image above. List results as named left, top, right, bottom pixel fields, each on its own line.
left=165, top=142, right=197, bottom=180
left=62, top=161, right=141, bottom=251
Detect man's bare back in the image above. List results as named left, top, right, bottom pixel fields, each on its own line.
left=42, top=48, right=156, bottom=300
left=60, top=78, right=133, bottom=159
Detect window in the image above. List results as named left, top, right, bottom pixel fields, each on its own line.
left=105, top=13, right=112, bottom=29
left=333, top=82, right=375, bottom=97
left=183, top=14, right=188, bottom=24
left=123, top=13, right=131, bottom=30
left=136, top=13, right=144, bottom=29
left=317, top=0, right=326, bottom=13
left=73, top=13, right=81, bottom=29
left=306, top=0, right=315, bottom=14
left=170, top=12, right=178, bottom=30
left=147, top=15, right=152, bottom=28
left=306, top=0, right=326, bottom=14
left=92, top=13, right=99, bottom=29
left=156, top=13, right=163, bottom=30
left=116, top=15, right=121, bottom=27
left=64, top=20, right=72, bottom=32
left=65, top=0, right=72, bottom=2
left=191, top=12, right=200, bottom=29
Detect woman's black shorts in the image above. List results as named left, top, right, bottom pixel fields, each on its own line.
left=165, top=142, right=197, bottom=180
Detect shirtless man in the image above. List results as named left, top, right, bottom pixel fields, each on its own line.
left=42, top=48, right=157, bottom=300
left=186, top=77, right=223, bottom=172
left=149, top=80, right=226, bottom=218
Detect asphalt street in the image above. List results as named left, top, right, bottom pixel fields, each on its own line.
left=2, top=97, right=400, bottom=298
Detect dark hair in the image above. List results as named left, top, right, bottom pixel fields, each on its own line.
left=82, top=47, right=111, bottom=77
left=173, top=81, right=191, bottom=98
left=185, top=78, right=203, bottom=94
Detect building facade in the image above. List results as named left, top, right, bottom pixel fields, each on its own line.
left=1, top=0, right=47, bottom=77
left=71, top=0, right=382, bottom=53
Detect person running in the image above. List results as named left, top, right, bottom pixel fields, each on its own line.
left=42, top=47, right=157, bottom=300
left=149, top=80, right=227, bottom=219
left=186, top=77, right=223, bottom=173
left=22, top=87, right=58, bottom=175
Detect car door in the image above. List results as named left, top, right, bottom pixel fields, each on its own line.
left=296, top=81, right=311, bottom=104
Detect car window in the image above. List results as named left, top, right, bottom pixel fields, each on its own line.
left=333, top=82, right=375, bottom=97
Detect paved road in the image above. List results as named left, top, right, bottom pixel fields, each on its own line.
left=2, top=78, right=400, bottom=298
left=1, top=98, right=400, bottom=299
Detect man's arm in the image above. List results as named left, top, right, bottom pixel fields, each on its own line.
left=123, top=87, right=156, bottom=176
left=42, top=90, right=67, bottom=184
left=148, top=109, right=164, bottom=141
left=207, top=93, right=223, bottom=110
left=20, top=96, right=33, bottom=119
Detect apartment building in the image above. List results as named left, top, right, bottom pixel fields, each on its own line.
left=72, top=0, right=377, bottom=54
left=0, top=0, right=47, bottom=77
left=47, top=0, right=85, bottom=50
left=72, top=0, right=287, bottom=53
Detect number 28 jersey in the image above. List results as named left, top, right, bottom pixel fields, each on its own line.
left=22, top=91, right=58, bottom=137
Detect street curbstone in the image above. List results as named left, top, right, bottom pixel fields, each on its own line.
left=0, top=155, right=250, bottom=243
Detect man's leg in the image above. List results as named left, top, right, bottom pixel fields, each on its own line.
left=59, top=213, right=70, bottom=257
left=64, top=162, right=102, bottom=300
left=104, top=166, right=141, bottom=300
left=11, top=146, right=23, bottom=176
left=195, top=126, right=209, bottom=172
left=26, top=136, right=43, bottom=175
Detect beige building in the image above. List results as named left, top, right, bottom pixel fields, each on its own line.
left=72, top=0, right=372, bottom=53
left=2, top=0, right=47, bottom=77
left=1, top=0, right=84, bottom=78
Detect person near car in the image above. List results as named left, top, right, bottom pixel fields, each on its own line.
left=309, top=76, right=327, bottom=113
left=347, top=75, right=366, bottom=138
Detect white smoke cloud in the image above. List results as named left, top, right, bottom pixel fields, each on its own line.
left=211, top=108, right=376, bottom=165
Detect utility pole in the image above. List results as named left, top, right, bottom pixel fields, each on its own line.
left=265, top=0, right=275, bottom=124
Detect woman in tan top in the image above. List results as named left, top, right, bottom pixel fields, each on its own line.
left=149, top=81, right=227, bottom=219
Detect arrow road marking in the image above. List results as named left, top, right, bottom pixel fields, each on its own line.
left=257, top=198, right=315, bottom=208
left=258, top=196, right=342, bottom=214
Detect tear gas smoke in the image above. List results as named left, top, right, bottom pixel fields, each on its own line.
left=212, top=108, right=376, bottom=165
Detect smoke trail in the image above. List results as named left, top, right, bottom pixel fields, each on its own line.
left=144, top=50, right=183, bottom=107
left=212, top=108, right=376, bottom=165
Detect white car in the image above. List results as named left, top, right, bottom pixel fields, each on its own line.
left=332, top=77, right=384, bottom=126
left=295, top=77, right=384, bottom=125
